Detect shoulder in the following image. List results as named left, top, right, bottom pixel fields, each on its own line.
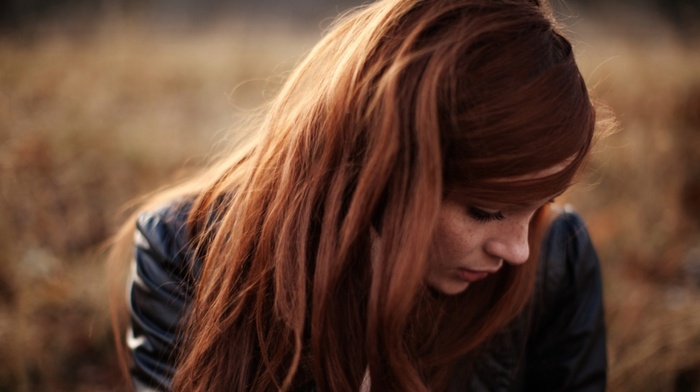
left=129, top=198, right=199, bottom=345
left=537, top=205, right=602, bottom=310
left=135, top=199, right=193, bottom=261
left=520, top=205, right=607, bottom=391
left=133, top=198, right=197, bottom=282
left=543, top=205, right=597, bottom=261
left=127, top=198, right=198, bottom=390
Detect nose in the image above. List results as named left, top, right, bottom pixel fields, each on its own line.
left=484, top=219, right=530, bottom=265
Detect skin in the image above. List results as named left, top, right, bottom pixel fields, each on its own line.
left=426, top=162, right=571, bottom=295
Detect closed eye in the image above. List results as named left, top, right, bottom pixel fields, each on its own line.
left=467, top=206, right=505, bottom=223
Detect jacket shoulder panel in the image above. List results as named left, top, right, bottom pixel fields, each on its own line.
left=128, top=199, right=196, bottom=391
left=523, top=207, right=607, bottom=391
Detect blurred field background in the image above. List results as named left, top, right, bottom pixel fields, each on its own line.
left=1, top=0, right=700, bottom=390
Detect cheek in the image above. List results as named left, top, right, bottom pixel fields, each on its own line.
left=425, top=206, right=483, bottom=295
left=430, top=208, right=479, bottom=266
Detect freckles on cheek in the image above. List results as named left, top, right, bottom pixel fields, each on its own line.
left=433, top=206, right=477, bottom=264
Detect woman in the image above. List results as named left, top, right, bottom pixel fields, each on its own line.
left=111, top=0, right=608, bottom=390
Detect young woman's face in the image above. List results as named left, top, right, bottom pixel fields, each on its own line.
left=425, top=198, right=543, bottom=295
left=426, top=163, right=570, bottom=296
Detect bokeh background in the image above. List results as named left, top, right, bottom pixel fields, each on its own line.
left=1, top=0, right=699, bottom=390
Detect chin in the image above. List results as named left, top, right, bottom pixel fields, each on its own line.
left=429, top=281, right=471, bottom=296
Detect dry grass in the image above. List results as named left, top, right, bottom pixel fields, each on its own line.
left=0, top=19, right=317, bottom=391
left=566, top=11, right=700, bottom=392
left=1, top=9, right=699, bottom=391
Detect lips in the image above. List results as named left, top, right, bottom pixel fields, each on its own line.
left=456, top=268, right=495, bottom=283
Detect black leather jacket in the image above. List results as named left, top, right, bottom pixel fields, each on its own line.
left=126, top=201, right=606, bottom=391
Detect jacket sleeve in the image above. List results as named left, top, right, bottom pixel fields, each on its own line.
left=521, top=210, right=607, bottom=391
left=126, top=202, right=195, bottom=392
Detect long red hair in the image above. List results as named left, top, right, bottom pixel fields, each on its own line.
left=110, top=0, right=597, bottom=391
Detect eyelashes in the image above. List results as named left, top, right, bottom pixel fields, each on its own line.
left=466, top=199, right=556, bottom=223
left=467, top=206, right=505, bottom=223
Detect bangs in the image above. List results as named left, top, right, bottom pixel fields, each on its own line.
left=441, top=46, right=596, bottom=205
left=443, top=77, right=595, bottom=206
left=436, top=12, right=596, bottom=205
left=450, top=148, right=587, bottom=205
